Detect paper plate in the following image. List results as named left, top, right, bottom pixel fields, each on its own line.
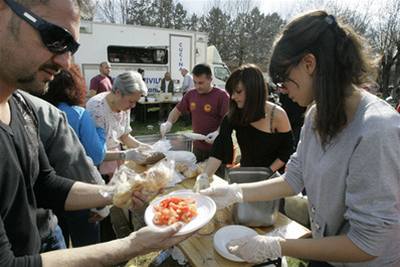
left=145, top=189, right=216, bottom=236
left=213, top=225, right=258, bottom=262
left=182, top=132, right=207, bottom=141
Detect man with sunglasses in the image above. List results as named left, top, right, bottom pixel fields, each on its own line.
left=0, top=0, right=191, bottom=266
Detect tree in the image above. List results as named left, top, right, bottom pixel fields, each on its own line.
left=187, top=14, right=200, bottom=31
left=78, top=0, right=96, bottom=20
left=200, top=7, right=232, bottom=66
left=173, top=3, right=187, bottom=30
left=368, top=0, right=400, bottom=96
left=152, top=0, right=175, bottom=28
left=126, top=0, right=152, bottom=25
left=96, top=0, right=132, bottom=24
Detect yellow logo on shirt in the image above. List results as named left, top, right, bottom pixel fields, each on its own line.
left=204, top=104, right=212, bottom=112
left=190, top=102, right=196, bottom=111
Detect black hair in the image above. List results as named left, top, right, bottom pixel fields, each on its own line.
left=226, top=64, right=267, bottom=125
left=269, top=10, right=377, bottom=146
left=192, top=63, right=212, bottom=77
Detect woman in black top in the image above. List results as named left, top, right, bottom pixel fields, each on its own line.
left=196, top=64, right=294, bottom=181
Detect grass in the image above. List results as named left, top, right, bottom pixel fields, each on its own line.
left=130, top=116, right=192, bottom=136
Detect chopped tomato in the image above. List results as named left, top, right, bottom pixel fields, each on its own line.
left=153, top=196, right=197, bottom=226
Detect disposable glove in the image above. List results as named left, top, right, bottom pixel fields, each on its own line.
left=123, top=148, right=147, bottom=164
left=205, top=130, right=219, bottom=144
left=227, top=235, right=284, bottom=263
left=193, top=173, right=210, bottom=192
left=200, top=183, right=243, bottom=209
left=160, top=121, right=173, bottom=137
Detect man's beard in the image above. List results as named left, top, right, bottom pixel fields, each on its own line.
left=17, top=73, right=50, bottom=96
left=17, top=62, right=61, bottom=95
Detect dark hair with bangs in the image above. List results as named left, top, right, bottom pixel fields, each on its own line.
left=43, top=64, right=86, bottom=107
left=226, top=64, right=267, bottom=126
left=269, top=10, right=377, bottom=146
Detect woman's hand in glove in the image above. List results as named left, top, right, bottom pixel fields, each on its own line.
left=227, top=235, right=284, bottom=263
left=200, top=183, right=243, bottom=209
left=123, top=148, right=147, bottom=164
left=205, top=130, right=219, bottom=144
left=193, top=173, right=210, bottom=192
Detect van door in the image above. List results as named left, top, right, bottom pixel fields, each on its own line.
left=170, top=35, right=192, bottom=90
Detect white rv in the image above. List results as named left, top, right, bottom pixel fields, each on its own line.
left=74, top=21, right=230, bottom=94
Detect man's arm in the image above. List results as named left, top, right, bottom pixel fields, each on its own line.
left=64, top=182, right=111, bottom=210
left=89, top=77, right=98, bottom=98
left=41, top=224, right=191, bottom=267
left=166, top=106, right=181, bottom=124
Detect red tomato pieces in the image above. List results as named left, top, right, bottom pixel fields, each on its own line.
left=153, top=196, right=197, bottom=225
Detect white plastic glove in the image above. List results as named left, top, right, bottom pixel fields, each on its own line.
left=227, top=235, right=284, bottom=264
left=160, top=121, right=172, bottom=137
left=90, top=206, right=110, bottom=218
left=193, top=173, right=210, bottom=192
left=200, top=183, right=243, bottom=209
left=205, top=130, right=219, bottom=144
left=123, top=148, right=147, bottom=164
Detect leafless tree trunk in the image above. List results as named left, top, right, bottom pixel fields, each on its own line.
left=96, top=0, right=132, bottom=24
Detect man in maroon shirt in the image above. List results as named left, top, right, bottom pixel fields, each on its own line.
left=160, top=64, right=229, bottom=162
left=89, top=61, right=112, bottom=97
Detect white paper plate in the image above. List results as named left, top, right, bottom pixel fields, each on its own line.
left=145, top=189, right=216, bottom=236
left=182, top=132, right=207, bottom=140
left=213, top=225, right=258, bottom=262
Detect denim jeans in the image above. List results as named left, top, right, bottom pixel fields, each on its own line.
left=41, top=225, right=67, bottom=252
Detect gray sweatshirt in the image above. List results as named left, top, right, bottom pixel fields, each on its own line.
left=284, top=91, right=400, bottom=267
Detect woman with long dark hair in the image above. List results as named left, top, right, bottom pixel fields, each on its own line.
left=201, top=10, right=400, bottom=267
left=194, top=64, right=293, bottom=190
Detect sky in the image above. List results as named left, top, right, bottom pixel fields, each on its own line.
left=178, top=0, right=290, bottom=17
left=178, top=0, right=384, bottom=19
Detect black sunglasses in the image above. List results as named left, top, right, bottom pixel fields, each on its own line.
left=4, top=0, right=80, bottom=55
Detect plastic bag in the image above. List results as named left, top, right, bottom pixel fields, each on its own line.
left=108, top=159, right=175, bottom=208
left=151, top=139, right=172, bottom=154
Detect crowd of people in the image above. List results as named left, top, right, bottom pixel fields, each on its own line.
left=0, top=0, right=399, bottom=267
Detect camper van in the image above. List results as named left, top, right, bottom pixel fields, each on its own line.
left=74, top=21, right=230, bottom=94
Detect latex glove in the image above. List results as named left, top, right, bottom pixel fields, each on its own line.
left=160, top=121, right=172, bottom=137
left=227, top=235, right=284, bottom=263
left=205, top=130, right=219, bottom=144
left=88, top=206, right=110, bottom=223
left=123, top=148, right=146, bottom=164
left=193, top=173, right=210, bottom=192
left=200, top=183, right=243, bottom=209
left=130, top=223, right=193, bottom=255
left=90, top=206, right=110, bottom=218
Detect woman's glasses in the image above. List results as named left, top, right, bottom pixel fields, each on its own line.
left=4, top=0, right=80, bottom=55
left=273, top=70, right=299, bottom=92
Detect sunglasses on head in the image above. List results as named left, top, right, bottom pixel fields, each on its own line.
left=4, top=0, right=80, bottom=55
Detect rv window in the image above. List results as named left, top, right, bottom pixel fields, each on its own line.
left=214, top=66, right=230, bottom=82
left=107, top=46, right=168, bottom=64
